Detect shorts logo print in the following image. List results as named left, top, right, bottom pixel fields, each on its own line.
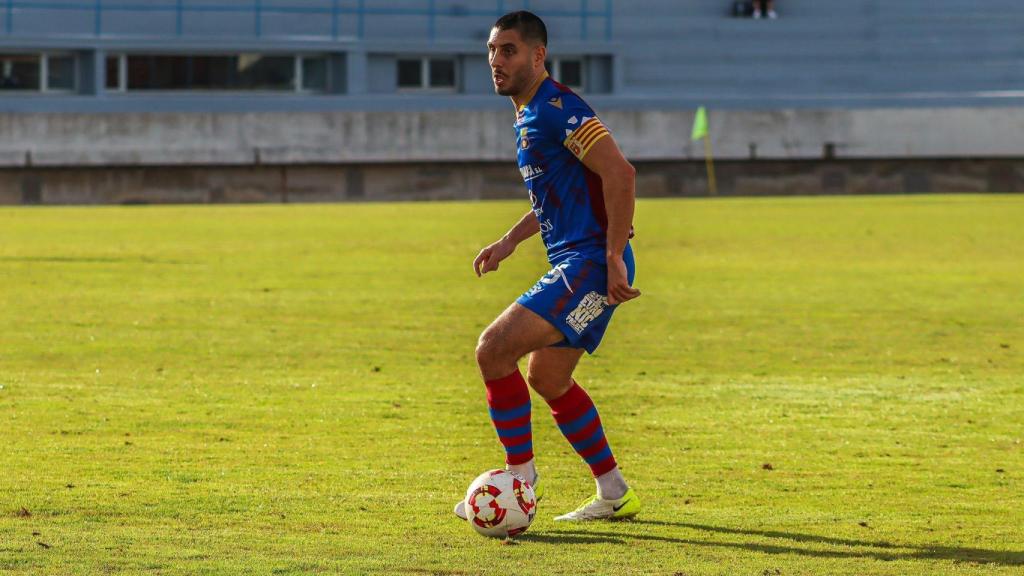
left=524, top=261, right=574, bottom=297
left=566, top=291, right=608, bottom=334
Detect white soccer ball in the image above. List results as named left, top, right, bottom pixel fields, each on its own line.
left=463, top=469, right=537, bottom=538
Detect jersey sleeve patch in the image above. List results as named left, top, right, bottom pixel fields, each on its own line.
left=563, top=117, right=610, bottom=160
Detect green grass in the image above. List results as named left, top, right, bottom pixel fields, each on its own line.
left=0, top=195, right=1021, bottom=575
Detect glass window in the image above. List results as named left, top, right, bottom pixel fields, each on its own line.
left=235, top=54, right=293, bottom=90
left=302, top=56, right=328, bottom=92
left=46, top=55, right=76, bottom=91
left=0, top=54, right=41, bottom=90
left=128, top=55, right=182, bottom=90
left=428, top=58, right=455, bottom=88
left=545, top=59, right=585, bottom=90
left=106, top=55, right=121, bottom=90
left=126, top=54, right=294, bottom=91
left=560, top=59, right=583, bottom=89
left=397, top=59, right=422, bottom=88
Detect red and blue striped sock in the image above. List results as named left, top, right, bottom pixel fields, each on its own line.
left=547, top=380, right=618, bottom=477
left=485, top=370, right=533, bottom=465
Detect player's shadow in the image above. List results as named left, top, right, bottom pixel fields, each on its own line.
left=545, top=519, right=1024, bottom=566
left=517, top=531, right=624, bottom=545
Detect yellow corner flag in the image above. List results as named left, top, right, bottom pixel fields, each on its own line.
left=691, top=106, right=708, bottom=141
left=691, top=106, right=717, bottom=195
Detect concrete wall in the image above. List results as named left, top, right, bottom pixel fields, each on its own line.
left=4, top=159, right=1021, bottom=206
left=3, top=107, right=1024, bottom=169
left=0, top=163, right=524, bottom=205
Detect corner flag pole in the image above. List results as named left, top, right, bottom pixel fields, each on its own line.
left=703, top=134, right=718, bottom=196
left=691, top=106, right=718, bottom=196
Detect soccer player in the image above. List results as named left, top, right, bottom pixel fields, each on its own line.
left=455, top=11, right=641, bottom=522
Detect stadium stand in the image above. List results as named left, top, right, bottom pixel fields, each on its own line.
left=0, top=0, right=1021, bottom=110
left=0, top=0, right=1022, bottom=202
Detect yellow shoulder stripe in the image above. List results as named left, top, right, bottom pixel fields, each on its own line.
left=563, top=118, right=611, bottom=160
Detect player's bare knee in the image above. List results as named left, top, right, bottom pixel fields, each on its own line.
left=526, top=373, right=554, bottom=398
left=526, top=372, right=569, bottom=401
left=475, top=328, right=506, bottom=370
left=526, top=371, right=543, bottom=392
left=474, top=333, right=494, bottom=368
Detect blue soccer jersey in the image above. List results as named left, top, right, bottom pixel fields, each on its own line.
left=512, top=73, right=636, bottom=354
left=515, top=74, right=625, bottom=262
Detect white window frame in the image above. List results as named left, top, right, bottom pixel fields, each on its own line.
left=548, top=57, right=585, bottom=92
left=41, top=53, right=77, bottom=93
left=0, top=53, right=65, bottom=93
left=396, top=56, right=457, bottom=93
left=108, top=53, right=330, bottom=94
left=296, top=54, right=329, bottom=94
left=106, top=53, right=128, bottom=92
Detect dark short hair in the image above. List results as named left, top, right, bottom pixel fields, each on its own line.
left=493, top=11, right=547, bottom=46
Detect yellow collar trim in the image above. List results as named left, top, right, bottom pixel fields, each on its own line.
left=516, top=71, right=550, bottom=112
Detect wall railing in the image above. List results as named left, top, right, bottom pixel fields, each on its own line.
left=2, top=0, right=614, bottom=42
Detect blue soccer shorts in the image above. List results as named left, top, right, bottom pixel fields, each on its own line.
left=515, top=244, right=636, bottom=354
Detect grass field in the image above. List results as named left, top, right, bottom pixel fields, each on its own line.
left=1, top=194, right=1022, bottom=575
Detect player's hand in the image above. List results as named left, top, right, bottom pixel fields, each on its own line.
left=473, top=238, right=516, bottom=277
left=606, top=253, right=640, bottom=305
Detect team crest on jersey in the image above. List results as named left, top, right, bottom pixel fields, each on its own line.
left=566, top=291, right=608, bottom=334
left=519, top=127, right=530, bottom=149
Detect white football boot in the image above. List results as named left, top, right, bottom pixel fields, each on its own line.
left=553, top=487, right=640, bottom=521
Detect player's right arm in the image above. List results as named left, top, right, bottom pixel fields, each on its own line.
left=473, top=210, right=540, bottom=277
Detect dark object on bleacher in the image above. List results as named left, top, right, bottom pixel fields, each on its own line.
left=732, top=1, right=754, bottom=17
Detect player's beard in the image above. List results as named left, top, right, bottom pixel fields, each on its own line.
left=494, top=69, right=529, bottom=97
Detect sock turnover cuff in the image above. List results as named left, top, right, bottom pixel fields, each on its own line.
left=485, top=369, right=530, bottom=409
left=545, top=380, right=591, bottom=418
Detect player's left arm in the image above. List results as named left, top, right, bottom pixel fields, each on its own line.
left=579, top=135, right=641, bottom=306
